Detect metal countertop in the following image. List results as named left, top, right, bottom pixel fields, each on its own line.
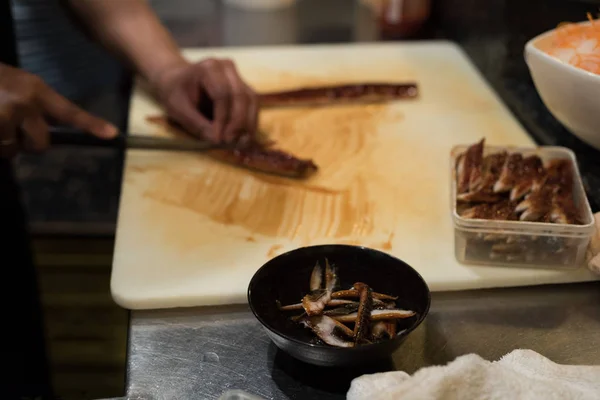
left=126, top=282, right=600, bottom=399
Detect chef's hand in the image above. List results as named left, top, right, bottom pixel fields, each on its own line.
left=151, top=58, right=259, bottom=144
left=0, top=63, right=118, bottom=159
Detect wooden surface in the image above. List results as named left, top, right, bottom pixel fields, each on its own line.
left=112, top=41, right=598, bottom=310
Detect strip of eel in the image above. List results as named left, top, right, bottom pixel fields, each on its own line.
left=277, top=260, right=417, bottom=347
left=371, top=321, right=397, bottom=340
left=301, top=259, right=339, bottom=316
left=352, top=282, right=373, bottom=345
left=457, top=151, right=507, bottom=203
left=299, top=315, right=355, bottom=348
left=144, top=82, right=419, bottom=177
left=331, top=309, right=417, bottom=323
left=330, top=288, right=397, bottom=301
left=258, top=83, right=419, bottom=108
left=456, top=138, right=484, bottom=194
left=145, top=116, right=318, bottom=179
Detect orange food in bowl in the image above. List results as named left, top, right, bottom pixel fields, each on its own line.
left=525, top=14, right=600, bottom=150
left=543, top=13, right=600, bottom=75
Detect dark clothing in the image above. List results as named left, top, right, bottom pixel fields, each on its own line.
left=3, top=160, right=52, bottom=400
left=2, top=1, right=52, bottom=399
left=11, top=0, right=124, bottom=101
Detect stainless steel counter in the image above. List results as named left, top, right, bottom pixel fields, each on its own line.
left=125, top=1, right=600, bottom=399
left=126, top=282, right=600, bottom=399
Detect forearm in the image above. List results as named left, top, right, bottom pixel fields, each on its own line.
left=65, top=0, right=187, bottom=86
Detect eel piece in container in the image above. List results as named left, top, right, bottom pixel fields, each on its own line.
left=509, top=155, right=546, bottom=201
left=456, top=138, right=484, bottom=194
left=456, top=139, right=583, bottom=226
left=457, top=151, right=507, bottom=203
left=460, top=199, right=518, bottom=221
left=493, top=153, right=524, bottom=194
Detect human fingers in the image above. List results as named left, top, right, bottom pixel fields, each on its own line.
left=37, top=79, right=117, bottom=139
left=197, top=58, right=232, bottom=143
left=244, top=82, right=259, bottom=139
left=221, top=59, right=251, bottom=143
left=0, top=98, right=31, bottom=158
left=165, top=89, right=214, bottom=140
left=20, top=114, right=50, bottom=153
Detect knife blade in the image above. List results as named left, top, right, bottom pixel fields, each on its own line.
left=48, top=126, right=231, bottom=152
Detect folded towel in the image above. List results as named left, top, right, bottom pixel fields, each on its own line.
left=347, top=349, right=600, bottom=400
left=586, top=212, right=600, bottom=275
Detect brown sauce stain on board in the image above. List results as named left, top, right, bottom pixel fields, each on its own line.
left=134, top=70, right=441, bottom=245
left=337, top=239, right=360, bottom=246
left=249, top=173, right=340, bottom=195
left=249, top=71, right=335, bottom=92
left=140, top=100, right=402, bottom=241
left=380, top=232, right=395, bottom=251
left=142, top=166, right=376, bottom=240
left=124, top=61, right=524, bottom=261
left=129, top=166, right=146, bottom=173
left=267, top=244, right=283, bottom=258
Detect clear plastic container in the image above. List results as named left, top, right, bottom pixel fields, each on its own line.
left=218, top=389, right=267, bottom=400
left=450, top=144, right=595, bottom=269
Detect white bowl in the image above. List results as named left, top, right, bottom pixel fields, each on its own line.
left=525, top=21, right=600, bottom=150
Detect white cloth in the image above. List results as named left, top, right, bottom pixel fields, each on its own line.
left=347, top=349, right=600, bottom=400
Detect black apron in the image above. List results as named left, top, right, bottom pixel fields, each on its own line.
left=2, top=1, right=52, bottom=399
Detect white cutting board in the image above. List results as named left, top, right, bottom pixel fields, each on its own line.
left=111, top=41, right=598, bottom=310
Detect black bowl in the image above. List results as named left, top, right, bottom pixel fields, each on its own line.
left=247, top=244, right=431, bottom=367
